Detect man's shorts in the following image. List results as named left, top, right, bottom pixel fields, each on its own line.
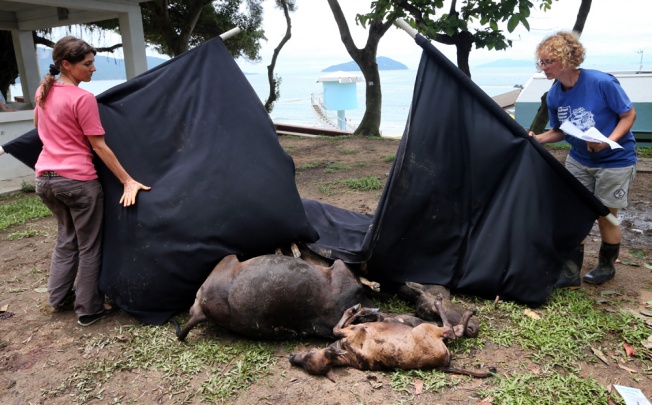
left=565, top=155, right=636, bottom=209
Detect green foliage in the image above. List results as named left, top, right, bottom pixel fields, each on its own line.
left=0, top=194, right=51, bottom=232
left=384, top=154, right=395, bottom=162
left=364, top=0, right=556, bottom=72
left=90, top=0, right=265, bottom=58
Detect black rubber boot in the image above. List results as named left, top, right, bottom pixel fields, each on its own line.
left=583, top=242, right=619, bottom=285
left=555, top=245, right=583, bottom=289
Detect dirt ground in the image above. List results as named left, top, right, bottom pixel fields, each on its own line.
left=1, top=135, right=651, bottom=404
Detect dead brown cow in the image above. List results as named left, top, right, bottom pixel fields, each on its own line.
left=175, top=253, right=372, bottom=340
left=289, top=295, right=494, bottom=381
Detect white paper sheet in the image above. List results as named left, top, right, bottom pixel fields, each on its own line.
left=560, top=121, right=623, bottom=150
left=614, top=385, right=652, bottom=405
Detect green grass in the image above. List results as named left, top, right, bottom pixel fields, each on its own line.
left=638, top=147, right=652, bottom=158
left=298, top=161, right=320, bottom=169
left=477, top=372, right=616, bottom=405
left=317, top=176, right=384, bottom=195
left=324, top=162, right=351, bottom=173
left=6, top=227, right=48, bottom=240
left=386, top=288, right=648, bottom=403
left=340, top=148, right=359, bottom=154
left=336, top=176, right=383, bottom=191
left=0, top=193, right=51, bottom=232
left=384, top=155, right=395, bottom=162
left=41, top=323, right=278, bottom=403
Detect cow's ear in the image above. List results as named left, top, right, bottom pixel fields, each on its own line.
left=405, top=281, right=425, bottom=292
left=324, top=346, right=347, bottom=360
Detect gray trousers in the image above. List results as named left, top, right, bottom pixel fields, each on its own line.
left=36, top=176, right=105, bottom=317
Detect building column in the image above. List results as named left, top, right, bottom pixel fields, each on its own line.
left=118, top=5, right=148, bottom=79
left=11, top=29, right=40, bottom=108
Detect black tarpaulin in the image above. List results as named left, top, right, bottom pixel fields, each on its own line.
left=304, top=34, right=609, bottom=307
left=3, top=37, right=318, bottom=324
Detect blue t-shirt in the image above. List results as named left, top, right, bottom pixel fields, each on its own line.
left=546, top=69, right=636, bottom=168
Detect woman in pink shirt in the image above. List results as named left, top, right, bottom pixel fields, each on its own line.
left=34, top=36, right=150, bottom=326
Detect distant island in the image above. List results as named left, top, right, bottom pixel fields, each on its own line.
left=35, top=46, right=168, bottom=80
left=322, top=56, right=408, bottom=72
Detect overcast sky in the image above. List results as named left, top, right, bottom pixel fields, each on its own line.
left=235, top=0, right=651, bottom=73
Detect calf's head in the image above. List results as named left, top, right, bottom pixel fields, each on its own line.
left=289, top=346, right=347, bottom=382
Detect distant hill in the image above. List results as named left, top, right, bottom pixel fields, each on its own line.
left=322, top=56, right=408, bottom=72
left=35, top=46, right=168, bottom=80
left=476, top=59, right=533, bottom=68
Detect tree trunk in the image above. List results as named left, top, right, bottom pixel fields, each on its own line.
left=264, top=0, right=292, bottom=113
left=356, top=53, right=383, bottom=137
left=454, top=31, right=473, bottom=78
left=327, top=0, right=395, bottom=137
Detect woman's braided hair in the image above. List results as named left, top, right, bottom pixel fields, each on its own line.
left=38, top=36, right=96, bottom=108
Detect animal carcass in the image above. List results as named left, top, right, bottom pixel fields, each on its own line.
left=289, top=294, right=494, bottom=381
left=176, top=253, right=371, bottom=340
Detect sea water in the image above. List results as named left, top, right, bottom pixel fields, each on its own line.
left=9, top=67, right=536, bottom=136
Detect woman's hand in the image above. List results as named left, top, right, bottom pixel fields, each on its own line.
left=586, top=141, right=606, bottom=153
left=120, top=180, right=151, bottom=207
left=528, top=131, right=541, bottom=143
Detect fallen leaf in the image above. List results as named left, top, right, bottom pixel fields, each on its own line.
left=643, top=336, right=652, bottom=349
left=623, top=343, right=636, bottom=357
left=640, top=309, right=652, bottom=317
left=647, top=320, right=652, bottom=327
left=480, top=396, right=493, bottom=403
left=0, top=304, right=7, bottom=313
left=33, top=287, right=48, bottom=293
left=620, top=261, right=640, bottom=266
left=629, top=248, right=646, bottom=259
left=643, top=263, right=652, bottom=270
left=617, top=363, right=637, bottom=373
left=591, top=347, right=610, bottom=365
left=414, top=379, right=423, bottom=395
left=523, top=309, right=541, bottom=320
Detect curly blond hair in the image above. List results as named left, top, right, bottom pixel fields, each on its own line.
left=535, top=31, right=585, bottom=71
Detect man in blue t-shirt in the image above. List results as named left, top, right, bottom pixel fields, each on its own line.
left=530, top=31, right=637, bottom=287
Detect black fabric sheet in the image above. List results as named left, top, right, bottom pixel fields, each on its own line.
left=304, top=35, right=609, bottom=307
left=4, top=33, right=610, bottom=315
left=3, top=37, right=318, bottom=324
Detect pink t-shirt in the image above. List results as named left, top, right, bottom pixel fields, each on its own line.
left=34, top=84, right=105, bottom=180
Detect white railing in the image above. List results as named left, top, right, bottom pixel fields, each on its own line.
left=310, top=93, right=357, bottom=132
